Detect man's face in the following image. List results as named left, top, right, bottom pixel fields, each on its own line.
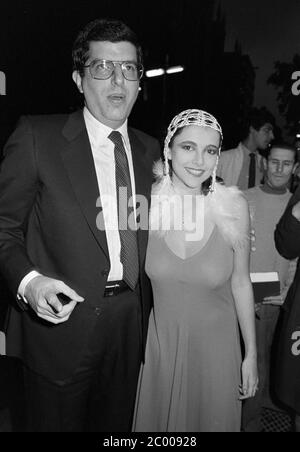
left=264, top=147, right=297, bottom=189
left=252, top=122, right=274, bottom=150
left=73, top=40, right=140, bottom=128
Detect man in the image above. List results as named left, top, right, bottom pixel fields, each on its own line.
left=0, top=275, right=10, bottom=354
left=0, top=18, right=160, bottom=432
left=217, top=107, right=275, bottom=189
left=242, top=143, right=298, bottom=431
left=291, top=137, right=300, bottom=192
left=274, top=180, right=300, bottom=432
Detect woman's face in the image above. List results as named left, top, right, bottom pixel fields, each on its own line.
left=168, top=125, right=220, bottom=193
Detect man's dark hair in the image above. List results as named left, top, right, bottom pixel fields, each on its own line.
left=248, top=107, right=275, bottom=132
left=72, top=18, right=143, bottom=76
left=266, top=141, right=298, bottom=162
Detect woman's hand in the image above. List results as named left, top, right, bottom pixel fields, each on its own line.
left=239, top=355, right=258, bottom=400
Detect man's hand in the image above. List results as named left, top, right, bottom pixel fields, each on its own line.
left=262, top=294, right=284, bottom=306
left=24, top=275, right=84, bottom=324
left=292, top=200, right=300, bottom=221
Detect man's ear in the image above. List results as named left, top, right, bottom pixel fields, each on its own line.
left=72, top=71, right=84, bottom=94
left=262, top=156, right=268, bottom=171
left=292, top=162, right=299, bottom=175
left=249, top=125, right=256, bottom=136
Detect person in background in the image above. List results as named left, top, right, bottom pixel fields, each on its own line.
left=133, top=109, right=258, bottom=432
left=242, top=143, right=298, bottom=431
left=274, top=183, right=300, bottom=432
left=291, top=137, right=300, bottom=192
left=217, top=107, right=275, bottom=189
left=0, top=18, right=160, bottom=432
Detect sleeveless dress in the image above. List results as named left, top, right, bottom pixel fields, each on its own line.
left=133, top=226, right=242, bottom=432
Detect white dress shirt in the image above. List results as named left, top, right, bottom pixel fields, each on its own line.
left=83, top=107, right=137, bottom=281
left=18, top=107, right=137, bottom=298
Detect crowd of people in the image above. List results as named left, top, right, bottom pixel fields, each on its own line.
left=0, top=17, right=299, bottom=432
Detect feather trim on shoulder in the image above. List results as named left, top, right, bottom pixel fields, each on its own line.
left=149, top=159, right=249, bottom=248
left=206, top=183, right=249, bottom=249
left=150, top=160, right=178, bottom=236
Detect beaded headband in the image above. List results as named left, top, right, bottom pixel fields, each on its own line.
left=164, top=109, right=223, bottom=159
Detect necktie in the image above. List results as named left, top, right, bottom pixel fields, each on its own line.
left=108, top=131, right=139, bottom=289
left=248, top=152, right=256, bottom=188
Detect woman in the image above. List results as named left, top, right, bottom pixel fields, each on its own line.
left=133, top=109, right=258, bottom=432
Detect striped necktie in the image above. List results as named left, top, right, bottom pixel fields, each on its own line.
left=108, top=131, right=139, bottom=289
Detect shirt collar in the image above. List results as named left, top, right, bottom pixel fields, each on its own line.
left=83, top=106, right=130, bottom=149
left=240, top=142, right=256, bottom=156
left=260, top=182, right=288, bottom=195
left=239, top=142, right=263, bottom=167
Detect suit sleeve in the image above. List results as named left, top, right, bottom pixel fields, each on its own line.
left=0, top=116, right=38, bottom=296
left=275, top=186, right=300, bottom=260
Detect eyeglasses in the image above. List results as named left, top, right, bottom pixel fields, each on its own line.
left=83, top=59, right=144, bottom=81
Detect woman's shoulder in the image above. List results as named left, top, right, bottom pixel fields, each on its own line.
left=211, top=182, right=248, bottom=215
left=208, top=183, right=249, bottom=249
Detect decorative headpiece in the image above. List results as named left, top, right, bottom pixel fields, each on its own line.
left=150, top=110, right=248, bottom=247
left=163, top=109, right=223, bottom=192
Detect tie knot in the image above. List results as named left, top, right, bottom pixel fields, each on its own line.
left=108, top=130, right=123, bottom=146
left=249, top=152, right=256, bottom=159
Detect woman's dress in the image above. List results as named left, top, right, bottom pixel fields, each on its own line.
left=133, top=226, right=242, bottom=432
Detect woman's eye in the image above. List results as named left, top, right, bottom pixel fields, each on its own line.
left=207, top=147, right=217, bottom=155
left=182, top=145, right=193, bottom=151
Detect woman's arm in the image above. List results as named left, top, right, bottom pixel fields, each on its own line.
left=231, top=196, right=258, bottom=399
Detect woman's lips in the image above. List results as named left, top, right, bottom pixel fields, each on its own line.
left=185, top=167, right=205, bottom=177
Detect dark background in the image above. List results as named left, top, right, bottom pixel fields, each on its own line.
left=0, top=1, right=299, bottom=432
left=0, top=0, right=299, bottom=150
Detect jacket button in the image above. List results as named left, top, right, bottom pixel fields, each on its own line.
left=101, top=269, right=109, bottom=277
left=94, top=307, right=101, bottom=316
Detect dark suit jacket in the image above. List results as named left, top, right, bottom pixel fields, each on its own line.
left=275, top=185, right=300, bottom=312
left=0, top=110, right=160, bottom=381
left=274, top=185, right=300, bottom=411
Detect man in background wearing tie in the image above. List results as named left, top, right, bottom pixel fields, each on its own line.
left=217, top=107, right=275, bottom=189
left=0, top=18, right=160, bottom=432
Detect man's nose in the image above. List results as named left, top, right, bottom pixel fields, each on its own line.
left=270, top=131, right=275, bottom=141
left=276, top=162, right=283, bottom=173
left=111, top=64, right=125, bottom=85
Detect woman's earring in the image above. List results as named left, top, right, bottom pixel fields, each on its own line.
left=163, top=157, right=170, bottom=176
left=209, top=159, right=219, bottom=193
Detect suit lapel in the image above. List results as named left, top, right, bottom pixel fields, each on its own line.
left=60, top=111, right=109, bottom=260
left=129, top=129, right=153, bottom=265
left=60, top=115, right=153, bottom=267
